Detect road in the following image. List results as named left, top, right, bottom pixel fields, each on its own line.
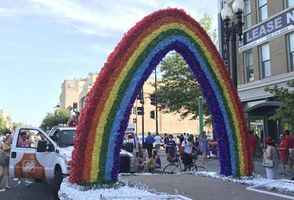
left=0, top=152, right=293, bottom=200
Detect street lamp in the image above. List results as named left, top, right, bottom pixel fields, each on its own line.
left=221, top=0, right=244, bottom=88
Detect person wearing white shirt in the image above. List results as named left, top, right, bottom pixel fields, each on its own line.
left=181, top=134, right=194, bottom=171
left=154, top=134, right=161, bottom=154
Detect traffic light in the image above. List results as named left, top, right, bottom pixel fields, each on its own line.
left=137, top=106, right=144, bottom=115
left=132, top=107, right=137, bottom=114
left=150, top=110, right=155, bottom=119
left=137, top=90, right=144, bottom=104
left=150, top=94, right=156, bottom=105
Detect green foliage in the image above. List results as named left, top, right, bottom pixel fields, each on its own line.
left=155, top=14, right=215, bottom=124
left=156, top=52, right=210, bottom=122
left=265, top=80, right=294, bottom=131
left=0, top=115, right=4, bottom=130
left=40, top=108, right=70, bottom=130
left=199, top=13, right=217, bottom=44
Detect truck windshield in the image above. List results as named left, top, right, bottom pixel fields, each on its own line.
left=58, top=130, right=75, bottom=147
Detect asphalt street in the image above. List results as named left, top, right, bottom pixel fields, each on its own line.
left=0, top=152, right=293, bottom=200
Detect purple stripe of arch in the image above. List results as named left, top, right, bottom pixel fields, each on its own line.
left=110, top=41, right=231, bottom=181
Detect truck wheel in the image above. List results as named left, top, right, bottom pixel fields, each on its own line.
left=53, top=167, right=63, bottom=192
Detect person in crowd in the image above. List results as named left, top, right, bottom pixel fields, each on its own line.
left=194, top=137, right=200, bottom=150
left=263, top=136, right=279, bottom=179
left=278, top=133, right=289, bottom=175
left=183, top=133, right=187, bottom=141
left=179, top=134, right=184, bottom=145
left=200, top=131, right=208, bottom=166
left=145, top=132, right=154, bottom=158
left=17, top=132, right=31, bottom=147
left=154, top=133, right=161, bottom=155
left=167, top=135, right=177, bottom=163
left=0, top=134, right=12, bottom=190
left=285, top=130, right=294, bottom=174
left=247, top=130, right=258, bottom=171
left=163, top=133, right=169, bottom=154
left=141, top=149, right=158, bottom=172
left=181, top=134, right=194, bottom=171
left=138, top=148, right=147, bottom=171
left=67, top=112, right=78, bottom=127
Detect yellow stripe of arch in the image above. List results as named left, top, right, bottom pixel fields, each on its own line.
left=90, top=23, right=245, bottom=179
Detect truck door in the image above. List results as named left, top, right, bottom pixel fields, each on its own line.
left=9, top=128, right=55, bottom=180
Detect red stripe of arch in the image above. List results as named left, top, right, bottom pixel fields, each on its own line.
left=70, top=8, right=251, bottom=183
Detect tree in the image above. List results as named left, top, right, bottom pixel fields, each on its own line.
left=265, top=80, right=294, bottom=132
left=0, top=115, right=4, bottom=130
left=0, top=115, right=10, bottom=135
left=40, top=108, right=70, bottom=130
left=155, top=14, right=215, bottom=123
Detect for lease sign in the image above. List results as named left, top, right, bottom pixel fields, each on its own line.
left=239, top=7, right=294, bottom=52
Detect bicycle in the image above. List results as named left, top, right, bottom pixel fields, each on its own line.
left=163, top=153, right=207, bottom=173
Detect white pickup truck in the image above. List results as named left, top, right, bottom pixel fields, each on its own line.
left=9, top=125, right=139, bottom=191
left=9, top=126, right=72, bottom=191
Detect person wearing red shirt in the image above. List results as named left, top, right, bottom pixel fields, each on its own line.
left=278, top=134, right=289, bottom=175
left=285, top=130, right=294, bottom=173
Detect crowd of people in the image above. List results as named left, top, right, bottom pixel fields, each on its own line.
left=138, top=131, right=213, bottom=172
left=260, top=130, right=294, bottom=180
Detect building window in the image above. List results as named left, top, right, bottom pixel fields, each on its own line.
left=286, top=0, right=294, bottom=8
left=243, top=0, right=251, bottom=29
left=288, top=33, right=294, bottom=71
left=258, top=0, right=268, bottom=22
left=244, top=50, right=254, bottom=82
left=260, top=43, right=271, bottom=78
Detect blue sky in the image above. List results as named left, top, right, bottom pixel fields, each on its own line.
left=0, top=0, right=218, bottom=127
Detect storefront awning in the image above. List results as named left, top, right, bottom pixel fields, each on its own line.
left=245, top=101, right=283, bottom=116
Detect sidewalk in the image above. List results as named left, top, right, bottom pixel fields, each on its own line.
left=120, top=152, right=294, bottom=199
left=123, top=174, right=287, bottom=200
left=158, top=151, right=294, bottom=180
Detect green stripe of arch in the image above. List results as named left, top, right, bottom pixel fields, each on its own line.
left=97, top=28, right=240, bottom=181
left=97, top=29, right=165, bottom=181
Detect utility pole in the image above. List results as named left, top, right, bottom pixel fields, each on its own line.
left=198, top=96, right=204, bottom=134
left=154, top=67, right=159, bottom=135
left=141, top=89, right=145, bottom=144
left=135, top=100, right=138, bottom=136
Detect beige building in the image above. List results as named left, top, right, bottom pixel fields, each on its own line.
left=79, top=73, right=99, bottom=110
left=130, top=79, right=211, bottom=135
left=59, top=78, right=86, bottom=109
left=218, top=0, right=294, bottom=141
left=60, top=75, right=211, bottom=135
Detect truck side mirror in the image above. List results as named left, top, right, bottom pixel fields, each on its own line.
left=37, top=141, right=47, bottom=152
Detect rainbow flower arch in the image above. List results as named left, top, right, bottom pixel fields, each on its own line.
left=70, top=8, right=253, bottom=184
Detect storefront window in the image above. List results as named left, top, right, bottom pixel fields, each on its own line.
left=260, top=43, right=271, bottom=78
left=243, top=0, right=251, bottom=29
left=258, top=0, right=268, bottom=22
left=286, top=0, right=294, bottom=8
left=288, top=33, right=294, bottom=71
left=244, top=50, right=254, bottom=82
